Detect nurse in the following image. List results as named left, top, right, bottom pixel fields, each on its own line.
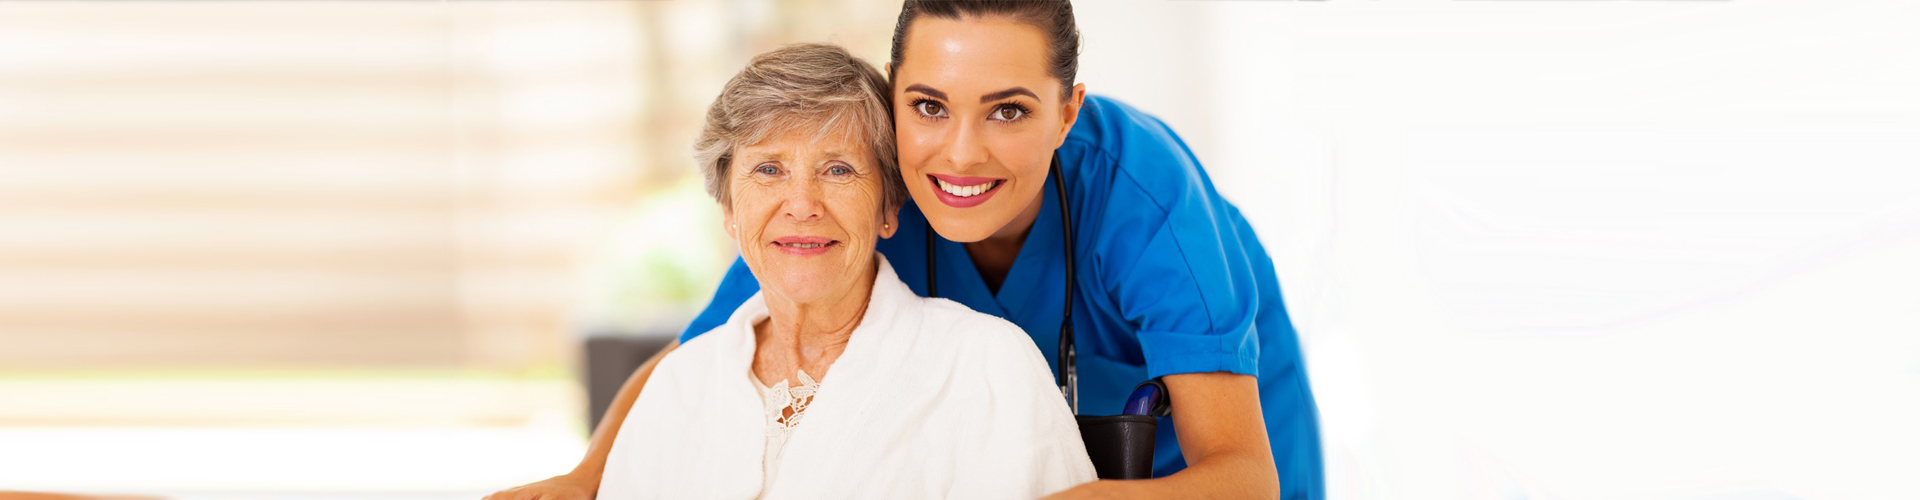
left=486, top=1, right=1322, bottom=499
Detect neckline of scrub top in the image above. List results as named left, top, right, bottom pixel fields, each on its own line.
left=932, top=170, right=1068, bottom=332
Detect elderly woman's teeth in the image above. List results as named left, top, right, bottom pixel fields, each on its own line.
left=936, top=178, right=996, bottom=197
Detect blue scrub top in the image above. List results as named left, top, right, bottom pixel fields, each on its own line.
left=679, top=95, right=1323, bottom=500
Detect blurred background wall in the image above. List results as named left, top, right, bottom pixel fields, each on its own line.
left=1, top=1, right=1916, bottom=499
left=0, top=0, right=895, bottom=374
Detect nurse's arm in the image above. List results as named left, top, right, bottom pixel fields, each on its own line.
left=1042, top=372, right=1279, bottom=500
left=483, top=339, right=679, bottom=500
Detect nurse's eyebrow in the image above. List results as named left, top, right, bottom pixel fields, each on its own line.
left=903, top=84, right=947, bottom=100
left=980, top=87, right=1038, bottom=103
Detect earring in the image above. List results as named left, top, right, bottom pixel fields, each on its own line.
left=883, top=223, right=890, bottom=231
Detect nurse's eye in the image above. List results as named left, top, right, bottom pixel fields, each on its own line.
left=989, top=103, right=1030, bottom=122
left=912, top=99, right=947, bottom=119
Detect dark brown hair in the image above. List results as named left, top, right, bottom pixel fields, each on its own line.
left=889, top=0, right=1081, bottom=99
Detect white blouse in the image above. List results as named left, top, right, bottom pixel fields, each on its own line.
left=597, top=255, right=1096, bottom=499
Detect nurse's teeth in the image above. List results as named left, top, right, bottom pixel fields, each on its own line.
left=936, top=178, right=996, bottom=197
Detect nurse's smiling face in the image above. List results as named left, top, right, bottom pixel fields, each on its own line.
left=892, top=16, right=1085, bottom=244
left=725, top=127, right=899, bottom=305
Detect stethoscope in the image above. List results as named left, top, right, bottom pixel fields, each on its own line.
left=924, top=154, right=1165, bottom=417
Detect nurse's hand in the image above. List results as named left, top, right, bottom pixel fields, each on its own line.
left=1044, top=372, right=1280, bottom=500
left=481, top=472, right=595, bottom=500
left=0, top=493, right=163, bottom=500
left=487, top=340, right=677, bottom=500
left=1038, top=480, right=1130, bottom=500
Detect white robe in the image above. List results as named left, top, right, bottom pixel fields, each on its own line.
left=598, top=256, right=1096, bottom=499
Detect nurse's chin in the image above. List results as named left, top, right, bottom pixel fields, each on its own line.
left=917, top=186, right=1041, bottom=245
left=921, top=213, right=1019, bottom=244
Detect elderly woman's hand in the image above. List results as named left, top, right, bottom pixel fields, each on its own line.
left=481, top=472, right=595, bottom=500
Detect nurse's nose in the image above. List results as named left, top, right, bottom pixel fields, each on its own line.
left=943, top=118, right=989, bottom=170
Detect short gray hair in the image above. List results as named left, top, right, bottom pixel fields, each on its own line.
left=694, top=43, right=903, bottom=210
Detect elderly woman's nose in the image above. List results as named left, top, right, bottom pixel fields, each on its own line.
left=942, top=120, right=989, bottom=169
left=779, top=175, right=826, bottom=221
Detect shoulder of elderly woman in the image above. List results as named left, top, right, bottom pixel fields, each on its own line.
left=912, top=297, right=1056, bottom=381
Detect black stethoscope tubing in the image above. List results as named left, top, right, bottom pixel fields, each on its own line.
left=926, top=154, right=1079, bottom=413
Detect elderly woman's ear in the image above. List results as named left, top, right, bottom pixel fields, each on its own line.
left=877, top=204, right=901, bottom=239
left=722, top=208, right=737, bottom=240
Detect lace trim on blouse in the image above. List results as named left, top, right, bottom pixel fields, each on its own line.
left=752, top=368, right=819, bottom=487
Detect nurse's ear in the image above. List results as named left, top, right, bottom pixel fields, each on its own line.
left=1053, top=83, right=1087, bottom=150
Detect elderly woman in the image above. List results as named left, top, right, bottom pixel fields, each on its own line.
left=593, top=43, right=1094, bottom=498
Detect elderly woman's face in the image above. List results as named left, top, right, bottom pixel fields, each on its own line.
left=725, top=127, right=899, bottom=304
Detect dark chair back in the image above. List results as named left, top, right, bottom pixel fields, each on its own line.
left=1076, top=415, right=1159, bottom=479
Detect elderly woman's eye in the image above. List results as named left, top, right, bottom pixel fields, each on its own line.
left=913, top=100, right=946, bottom=118
left=827, top=164, right=853, bottom=176
left=754, top=163, right=781, bottom=175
